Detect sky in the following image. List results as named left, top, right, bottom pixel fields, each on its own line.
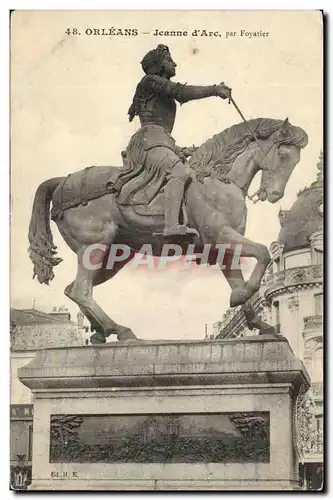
left=10, top=10, right=323, bottom=341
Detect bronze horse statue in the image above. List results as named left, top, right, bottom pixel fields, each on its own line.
left=28, top=117, right=308, bottom=343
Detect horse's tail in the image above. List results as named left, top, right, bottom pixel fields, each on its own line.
left=28, top=177, right=64, bottom=285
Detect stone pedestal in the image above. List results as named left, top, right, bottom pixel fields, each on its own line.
left=18, top=336, right=309, bottom=491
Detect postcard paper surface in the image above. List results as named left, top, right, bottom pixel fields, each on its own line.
left=10, top=10, right=323, bottom=491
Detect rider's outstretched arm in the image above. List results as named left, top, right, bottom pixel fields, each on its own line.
left=145, top=75, right=231, bottom=104
left=172, top=82, right=220, bottom=103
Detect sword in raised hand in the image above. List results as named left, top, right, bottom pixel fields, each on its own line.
left=227, top=92, right=266, bottom=157
left=224, top=89, right=270, bottom=203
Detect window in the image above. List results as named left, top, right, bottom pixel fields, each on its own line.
left=28, top=426, right=33, bottom=461
left=284, top=251, right=312, bottom=269
left=272, top=258, right=280, bottom=273
left=311, top=347, right=323, bottom=382
left=313, top=250, right=324, bottom=266
left=273, top=301, right=280, bottom=331
left=10, top=421, right=31, bottom=461
left=316, top=415, right=323, bottom=432
left=314, top=293, right=323, bottom=316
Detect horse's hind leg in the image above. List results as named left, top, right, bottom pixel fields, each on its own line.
left=65, top=250, right=137, bottom=344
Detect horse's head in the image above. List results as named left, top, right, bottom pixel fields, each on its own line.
left=254, top=118, right=308, bottom=203
left=189, top=117, right=308, bottom=200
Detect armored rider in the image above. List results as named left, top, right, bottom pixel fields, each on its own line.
left=113, top=44, right=232, bottom=237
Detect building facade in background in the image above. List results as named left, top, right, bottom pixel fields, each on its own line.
left=10, top=306, right=88, bottom=490
left=213, top=153, right=324, bottom=490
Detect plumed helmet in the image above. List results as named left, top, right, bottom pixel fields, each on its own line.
left=141, top=44, right=171, bottom=74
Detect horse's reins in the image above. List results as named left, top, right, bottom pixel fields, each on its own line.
left=228, top=94, right=278, bottom=203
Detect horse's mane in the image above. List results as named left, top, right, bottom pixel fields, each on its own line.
left=188, top=118, right=308, bottom=182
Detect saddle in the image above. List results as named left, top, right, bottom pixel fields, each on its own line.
left=51, top=166, right=113, bottom=220
left=51, top=163, right=186, bottom=220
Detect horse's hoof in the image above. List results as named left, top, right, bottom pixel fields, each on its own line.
left=117, top=328, right=137, bottom=342
left=90, top=332, right=106, bottom=344
left=259, top=327, right=281, bottom=338
left=230, top=286, right=251, bottom=307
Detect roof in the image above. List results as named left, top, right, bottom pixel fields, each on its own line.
left=11, top=324, right=85, bottom=351
left=10, top=308, right=85, bottom=351
left=10, top=308, right=86, bottom=351
left=10, top=308, right=74, bottom=326
left=277, top=152, right=324, bottom=253
left=277, top=182, right=323, bottom=253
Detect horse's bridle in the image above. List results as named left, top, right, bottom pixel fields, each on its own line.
left=246, top=138, right=280, bottom=204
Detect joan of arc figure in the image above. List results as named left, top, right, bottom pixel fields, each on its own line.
left=111, top=44, right=232, bottom=237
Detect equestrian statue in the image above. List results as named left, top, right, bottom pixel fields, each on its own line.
left=28, top=45, right=308, bottom=344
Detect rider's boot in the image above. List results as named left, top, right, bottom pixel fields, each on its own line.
left=163, top=178, right=199, bottom=237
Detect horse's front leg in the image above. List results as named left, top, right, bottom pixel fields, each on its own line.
left=219, top=252, right=246, bottom=291
left=217, top=226, right=271, bottom=307
left=218, top=253, right=276, bottom=336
